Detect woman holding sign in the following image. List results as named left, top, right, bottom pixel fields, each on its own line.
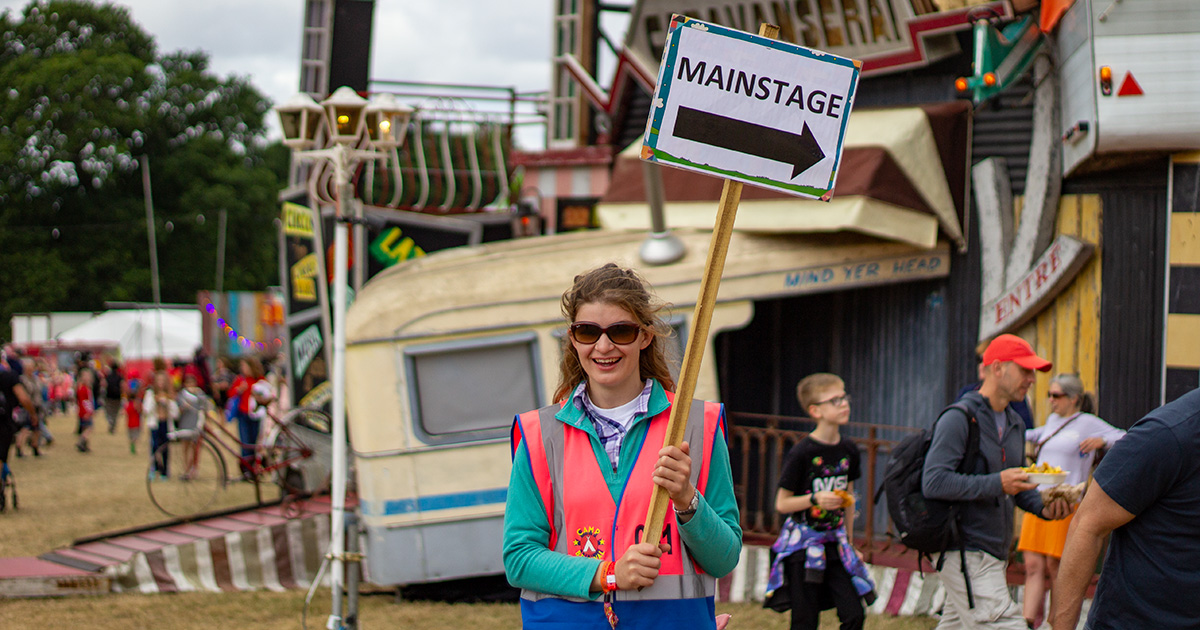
left=503, top=263, right=741, bottom=629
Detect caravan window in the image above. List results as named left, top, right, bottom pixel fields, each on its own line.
left=405, top=332, right=543, bottom=445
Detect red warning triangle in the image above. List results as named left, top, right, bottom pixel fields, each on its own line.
left=1118, top=72, right=1144, bottom=97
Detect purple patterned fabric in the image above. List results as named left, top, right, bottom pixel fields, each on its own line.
left=765, top=516, right=876, bottom=601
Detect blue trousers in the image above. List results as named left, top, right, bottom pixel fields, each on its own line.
left=236, top=412, right=261, bottom=473
left=150, top=423, right=170, bottom=476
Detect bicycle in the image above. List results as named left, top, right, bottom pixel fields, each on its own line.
left=146, top=406, right=332, bottom=518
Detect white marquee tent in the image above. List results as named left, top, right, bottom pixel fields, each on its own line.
left=55, top=307, right=201, bottom=360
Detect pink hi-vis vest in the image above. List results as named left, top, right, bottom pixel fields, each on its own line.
left=511, top=392, right=723, bottom=603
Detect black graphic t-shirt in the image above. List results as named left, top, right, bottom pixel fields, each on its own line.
left=778, top=435, right=861, bottom=531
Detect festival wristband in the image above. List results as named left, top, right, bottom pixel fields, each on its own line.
left=603, top=560, right=618, bottom=593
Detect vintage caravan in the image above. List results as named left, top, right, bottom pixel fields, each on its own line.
left=344, top=227, right=950, bottom=585
left=1057, top=0, right=1200, bottom=175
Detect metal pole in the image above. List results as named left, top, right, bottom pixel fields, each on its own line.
left=329, top=144, right=351, bottom=630
left=210, top=209, right=228, bottom=360
left=353, top=197, right=365, bottom=292
left=638, top=161, right=686, bottom=266
left=345, top=512, right=362, bottom=630
left=308, top=203, right=335, bottom=385
left=141, top=154, right=164, bottom=357
left=215, top=209, right=228, bottom=294
left=865, top=426, right=878, bottom=564
left=141, top=155, right=162, bottom=306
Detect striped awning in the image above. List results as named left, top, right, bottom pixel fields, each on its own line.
left=597, top=102, right=971, bottom=250
left=38, top=499, right=341, bottom=594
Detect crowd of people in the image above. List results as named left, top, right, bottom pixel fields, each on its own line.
left=4, top=266, right=1195, bottom=630
left=758, top=333, right=1191, bottom=630
left=0, top=346, right=288, bottom=508
left=499, top=263, right=1198, bottom=630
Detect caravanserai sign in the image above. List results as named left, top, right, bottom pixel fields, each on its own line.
left=627, top=0, right=1012, bottom=76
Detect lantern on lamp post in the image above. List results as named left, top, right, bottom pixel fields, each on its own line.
left=363, top=92, right=414, bottom=150
left=274, top=93, right=324, bottom=151
left=275, top=86, right=413, bottom=630
left=322, top=86, right=369, bottom=146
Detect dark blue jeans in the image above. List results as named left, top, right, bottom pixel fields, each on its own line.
left=236, top=412, right=261, bottom=474
left=150, top=423, right=170, bottom=476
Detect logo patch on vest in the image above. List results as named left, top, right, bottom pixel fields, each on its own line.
left=572, top=527, right=606, bottom=559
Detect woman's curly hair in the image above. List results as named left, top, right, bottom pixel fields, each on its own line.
left=553, top=263, right=675, bottom=402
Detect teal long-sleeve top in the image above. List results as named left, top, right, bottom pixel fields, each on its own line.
left=502, top=380, right=743, bottom=600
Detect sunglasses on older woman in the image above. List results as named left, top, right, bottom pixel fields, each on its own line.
left=568, top=321, right=642, bottom=345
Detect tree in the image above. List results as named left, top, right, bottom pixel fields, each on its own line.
left=0, top=0, right=285, bottom=339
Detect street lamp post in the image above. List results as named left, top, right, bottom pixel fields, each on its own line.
left=275, top=87, right=412, bottom=630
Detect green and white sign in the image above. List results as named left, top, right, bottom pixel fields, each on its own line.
left=641, top=15, right=861, bottom=201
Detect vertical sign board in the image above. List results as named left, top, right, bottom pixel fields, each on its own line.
left=642, top=16, right=861, bottom=200
left=281, top=202, right=332, bottom=409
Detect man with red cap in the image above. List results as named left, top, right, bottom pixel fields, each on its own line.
left=922, top=334, right=1073, bottom=629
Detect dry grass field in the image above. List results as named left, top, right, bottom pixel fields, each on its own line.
left=0, top=411, right=274, bottom=558
left=0, top=411, right=937, bottom=630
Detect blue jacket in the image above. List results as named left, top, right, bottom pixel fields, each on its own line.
left=922, top=391, right=1045, bottom=560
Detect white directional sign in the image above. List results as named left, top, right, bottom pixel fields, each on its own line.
left=641, top=16, right=861, bottom=201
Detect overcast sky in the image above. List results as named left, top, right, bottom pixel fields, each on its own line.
left=0, top=0, right=570, bottom=149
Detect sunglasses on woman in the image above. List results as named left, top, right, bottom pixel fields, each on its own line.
left=568, top=321, right=642, bottom=345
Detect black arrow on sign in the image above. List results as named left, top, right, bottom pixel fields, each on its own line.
left=672, top=106, right=826, bottom=179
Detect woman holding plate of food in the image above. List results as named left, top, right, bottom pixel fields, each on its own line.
left=1018, top=373, right=1126, bottom=629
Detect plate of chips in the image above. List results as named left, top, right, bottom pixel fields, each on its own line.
left=1023, top=462, right=1068, bottom=485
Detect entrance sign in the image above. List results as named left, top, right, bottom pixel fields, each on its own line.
left=979, top=235, right=1094, bottom=341
left=642, top=15, right=861, bottom=200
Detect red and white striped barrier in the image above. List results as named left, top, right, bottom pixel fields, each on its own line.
left=719, top=543, right=1091, bottom=627
left=36, top=500, right=336, bottom=594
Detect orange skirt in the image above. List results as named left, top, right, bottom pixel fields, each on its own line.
left=1017, top=511, right=1074, bottom=558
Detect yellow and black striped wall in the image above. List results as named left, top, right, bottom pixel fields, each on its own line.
left=1165, top=154, right=1200, bottom=402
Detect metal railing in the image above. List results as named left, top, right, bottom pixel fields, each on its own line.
left=727, top=412, right=922, bottom=550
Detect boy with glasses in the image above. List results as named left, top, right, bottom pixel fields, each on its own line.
left=765, top=372, right=875, bottom=630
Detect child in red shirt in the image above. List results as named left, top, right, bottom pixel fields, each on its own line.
left=76, top=370, right=95, bottom=453
left=125, top=379, right=142, bottom=454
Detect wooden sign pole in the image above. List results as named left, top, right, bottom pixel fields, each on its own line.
left=641, top=22, right=780, bottom=544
